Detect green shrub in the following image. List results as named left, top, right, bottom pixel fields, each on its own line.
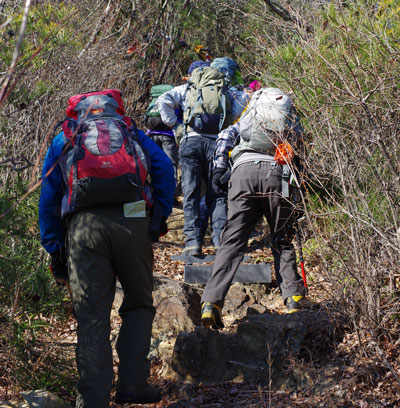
left=0, top=181, right=65, bottom=318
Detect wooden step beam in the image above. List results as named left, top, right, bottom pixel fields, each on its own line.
left=184, top=263, right=271, bottom=284
left=171, top=254, right=250, bottom=264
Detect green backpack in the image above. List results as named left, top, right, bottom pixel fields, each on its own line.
left=146, top=84, right=174, bottom=117
left=183, top=66, right=232, bottom=134
left=145, top=84, right=174, bottom=131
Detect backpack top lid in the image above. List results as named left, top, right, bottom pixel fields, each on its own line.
left=245, top=87, right=293, bottom=133
left=66, top=89, right=125, bottom=120
left=210, top=57, right=241, bottom=84
left=188, top=65, right=225, bottom=84
left=150, top=84, right=174, bottom=98
left=187, top=60, right=210, bottom=75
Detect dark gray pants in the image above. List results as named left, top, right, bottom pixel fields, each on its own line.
left=150, top=134, right=179, bottom=183
left=67, top=206, right=155, bottom=408
left=201, top=161, right=306, bottom=305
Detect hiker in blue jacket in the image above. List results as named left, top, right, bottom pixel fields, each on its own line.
left=157, top=59, right=249, bottom=256
left=39, top=90, right=175, bottom=408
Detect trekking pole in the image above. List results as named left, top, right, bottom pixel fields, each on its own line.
left=295, top=225, right=308, bottom=296
left=293, top=185, right=308, bottom=296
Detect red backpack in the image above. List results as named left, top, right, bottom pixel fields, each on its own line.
left=59, top=89, right=151, bottom=215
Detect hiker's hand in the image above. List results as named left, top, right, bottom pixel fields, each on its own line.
left=212, top=168, right=228, bottom=196
left=173, top=123, right=184, bottom=144
left=160, top=216, right=168, bottom=237
left=50, top=250, right=69, bottom=286
left=150, top=229, right=160, bottom=243
left=150, top=216, right=169, bottom=243
left=291, top=186, right=304, bottom=220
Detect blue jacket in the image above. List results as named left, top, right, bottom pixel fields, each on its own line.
left=39, top=128, right=175, bottom=254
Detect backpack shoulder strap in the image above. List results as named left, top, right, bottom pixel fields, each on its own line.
left=218, top=92, right=227, bottom=131
left=53, top=118, right=69, bottom=139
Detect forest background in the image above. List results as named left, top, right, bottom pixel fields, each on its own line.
left=0, top=0, right=399, bottom=406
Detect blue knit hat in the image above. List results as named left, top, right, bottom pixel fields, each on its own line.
left=187, top=60, right=210, bottom=75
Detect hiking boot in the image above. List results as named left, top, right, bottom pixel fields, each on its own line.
left=115, top=382, right=161, bottom=404
left=182, top=246, right=202, bottom=256
left=286, top=295, right=315, bottom=314
left=201, top=301, right=224, bottom=329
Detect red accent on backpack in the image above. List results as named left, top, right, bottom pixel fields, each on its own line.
left=60, top=90, right=151, bottom=215
left=65, top=89, right=132, bottom=130
left=65, top=89, right=125, bottom=120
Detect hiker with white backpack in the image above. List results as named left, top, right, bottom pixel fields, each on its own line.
left=156, top=58, right=249, bottom=256
left=200, top=87, right=314, bottom=329
left=39, top=90, right=175, bottom=407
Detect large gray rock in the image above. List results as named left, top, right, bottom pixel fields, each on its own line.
left=0, top=390, right=71, bottom=408
left=0, top=402, right=27, bottom=408
left=113, top=273, right=342, bottom=393
left=163, top=310, right=340, bottom=390
left=21, top=390, right=71, bottom=408
left=148, top=276, right=270, bottom=373
left=152, top=273, right=202, bottom=336
left=147, top=275, right=275, bottom=378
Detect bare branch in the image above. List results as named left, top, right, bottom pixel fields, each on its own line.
left=0, top=0, right=32, bottom=104
left=0, top=155, right=34, bottom=171
left=262, top=0, right=313, bottom=33
left=78, top=0, right=112, bottom=58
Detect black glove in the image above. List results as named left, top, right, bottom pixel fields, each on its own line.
left=150, top=216, right=169, bottom=243
left=150, top=230, right=159, bottom=243
left=49, top=249, right=69, bottom=286
left=159, top=216, right=168, bottom=236
left=212, top=167, right=229, bottom=196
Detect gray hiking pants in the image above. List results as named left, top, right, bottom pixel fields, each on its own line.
left=201, top=160, right=306, bottom=305
left=150, top=134, right=179, bottom=183
left=67, top=205, right=155, bottom=408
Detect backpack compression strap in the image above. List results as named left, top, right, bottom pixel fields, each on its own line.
left=185, top=67, right=204, bottom=129
left=124, top=121, right=146, bottom=201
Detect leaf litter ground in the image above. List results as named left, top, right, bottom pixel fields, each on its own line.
left=1, top=205, right=399, bottom=407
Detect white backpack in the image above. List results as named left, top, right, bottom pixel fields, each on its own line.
left=237, top=87, right=295, bottom=155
